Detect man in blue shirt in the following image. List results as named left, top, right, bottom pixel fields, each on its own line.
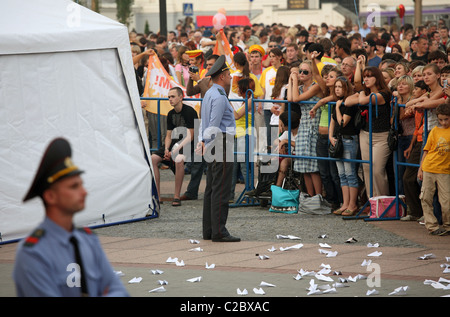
left=197, top=55, right=240, bottom=242
left=13, top=138, right=129, bottom=297
left=365, top=39, right=382, bottom=68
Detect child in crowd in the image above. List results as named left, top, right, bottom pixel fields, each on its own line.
left=418, top=103, right=450, bottom=236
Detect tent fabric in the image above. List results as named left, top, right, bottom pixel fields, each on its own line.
left=196, top=15, right=252, bottom=27
left=0, top=0, right=157, bottom=243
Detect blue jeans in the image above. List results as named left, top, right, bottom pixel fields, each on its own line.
left=263, top=110, right=273, bottom=151
left=316, top=135, right=342, bottom=204
left=336, top=135, right=359, bottom=188
left=230, top=135, right=255, bottom=200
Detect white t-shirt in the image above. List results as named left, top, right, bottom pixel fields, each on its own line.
left=260, top=66, right=278, bottom=110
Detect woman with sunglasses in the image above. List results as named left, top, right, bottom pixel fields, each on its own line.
left=288, top=60, right=324, bottom=197
left=345, top=66, right=392, bottom=199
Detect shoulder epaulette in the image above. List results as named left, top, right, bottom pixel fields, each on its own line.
left=77, top=227, right=95, bottom=235
left=23, top=228, right=45, bottom=247
left=218, top=88, right=226, bottom=96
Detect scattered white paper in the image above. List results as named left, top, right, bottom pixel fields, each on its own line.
left=158, top=280, right=168, bottom=285
left=361, top=259, right=372, bottom=266
left=333, top=282, right=349, bottom=288
left=128, top=277, right=142, bottom=283
left=368, top=251, right=383, bottom=257
left=276, top=234, right=301, bottom=240
left=346, top=237, right=358, bottom=243
left=267, top=246, right=276, bottom=252
left=151, top=269, right=164, bottom=275
left=431, top=282, right=450, bottom=290
left=367, top=243, right=379, bottom=248
left=366, top=289, right=379, bottom=296
left=294, top=274, right=303, bottom=280
left=253, top=287, right=265, bottom=295
left=176, top=260, right=185, bottom=267
left=166, top=257, right=178, bottom=263
left=149, top=286, right=166, bottom=293
left=237, top=288, right=248, bottom=296
left=298, top=269, right=315, bottom=276
left=348, top=274, right=367, bottom=282
left=318, top=234, right=328, bottom=239
left=205, top=262, right=215, bottom=269
left=189, top=239, right=200, bottom=244
left=280, top=243, right=303, bottom=251
left=114, top=271, right=124, bottom=276
left=333, top=271, right=342, bottom=276
left=318, top=268, right=331, bottom=275
left=439, top=277, right=450, bottom=284
left=418, top=253, right=436, bottom=260
left=259, top=255, right=270, bottom=260
left=319, top=243, right=332, bottom=249
left=189, top=247, right=203, bottom=252
left=319, top=249, right=338, bottom=257
left=320, top=263, right=331, bottom=269
left=186, top=276, right=202, bottom=283
left=315, top=274, right=334, bottom=282
left=389, top=286, right=409, bottom=296
left=338, top=277, right=348, bottom=283
left=260, top=281, right=276, bottom=287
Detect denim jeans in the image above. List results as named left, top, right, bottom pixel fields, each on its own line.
left=336, top=135, right=359, bottom=188
left=316, top=135, right=342, bottom=204
left=230, top=135, right=255, bottom=200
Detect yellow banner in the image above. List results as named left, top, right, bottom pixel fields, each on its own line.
left=143, top=54, right=201, bottom=116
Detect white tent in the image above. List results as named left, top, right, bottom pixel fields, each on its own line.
left=0, top=0, right=158, bottom=243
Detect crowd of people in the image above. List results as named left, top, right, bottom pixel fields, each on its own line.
left=130, top=18, right=450, bottom=237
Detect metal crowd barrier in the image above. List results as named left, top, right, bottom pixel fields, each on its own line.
left=141, top=92, right=427, bottom=222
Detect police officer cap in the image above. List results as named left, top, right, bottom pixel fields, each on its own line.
left=23, top=137, right=84, bottom=202
left=205, top=55, right=229, bottom=78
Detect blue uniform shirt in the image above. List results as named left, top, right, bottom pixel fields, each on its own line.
left=13, top=217, right=129, bottom=297
left=201, top=83, right=236, bottom=145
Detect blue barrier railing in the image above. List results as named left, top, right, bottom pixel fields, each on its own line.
left=141, top=92, right=424, bottom=221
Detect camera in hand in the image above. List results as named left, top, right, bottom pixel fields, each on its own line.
left=189, top=66, right=199, bottom=73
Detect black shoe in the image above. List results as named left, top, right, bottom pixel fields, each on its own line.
left=212, top=235, right=241, bottom=242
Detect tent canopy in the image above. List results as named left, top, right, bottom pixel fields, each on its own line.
left=0, top=0, right=157, bottom=243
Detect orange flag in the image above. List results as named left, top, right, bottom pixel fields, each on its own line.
left=213, top=29, right=236, bottom=71
left=143, top=54, right=201, bottom=116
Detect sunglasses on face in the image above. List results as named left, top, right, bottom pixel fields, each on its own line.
left=299, top=70, right=309, bottom=75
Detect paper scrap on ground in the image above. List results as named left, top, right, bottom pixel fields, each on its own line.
left=368, top=251, right=382, bottom=257
left=333, top=282, right=349, bottom=288
left=315, top=274, right=334, bottom=282
left=366, top=289, right=379, bottom=296
left=418, top=253, right=436, bottom=260
left=237, top=288, right=248, bottom=296
left=260, top=281, right=276, bottom=287
left=128, top=277, right=142, bottom=283
left=149, top=286, right=166, bottom=293
left=298, top=269, right=315, bottom=276
left=176, top=260, right=185, bottom=267
left=361, top=259, right=372, bottom=266
left=276, top=234, right=301, bottom=240
left=189, top=247, right=203, bottom=252
left=319, top=249, right=338, bottom=257
left=389, top=286, right=409, bottom=295
left=205, top=262, right=215, bottom=269
left=166, top=257, right=178, bottom=263
left=151, top=269, right=164, bottom=275
left=253, top=287, right=265, bottom=295
left=114, top=271, right=124, bottom=276
left=280, top=243, right=303, bottom=251
left=318, top=234, right=328, bottom=239
left=346, top=237, right=358, bottom=243
left=268, top=246, right=276, bottom=252
left=186, top=276, right=202, bottom=283
left=158, top=280, right=168, bottom=285
left=367, top=243, right=379, bottom=248
left=259, top=255, right=270, bottom=260
left=319, top=243, right=331, bottom=248
left=348, top=274, right=366, bottom=282
left=318, top=268, right=331, bottom=275
left=294, top=274, right=302, bottom=280
left=189, top=239, right=200, bottom=244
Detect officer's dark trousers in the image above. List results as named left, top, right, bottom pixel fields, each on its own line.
left=203, top=136, right=234, bottom=240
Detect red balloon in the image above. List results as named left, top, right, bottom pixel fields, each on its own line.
left=396, top=4, right=405, bottom=19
